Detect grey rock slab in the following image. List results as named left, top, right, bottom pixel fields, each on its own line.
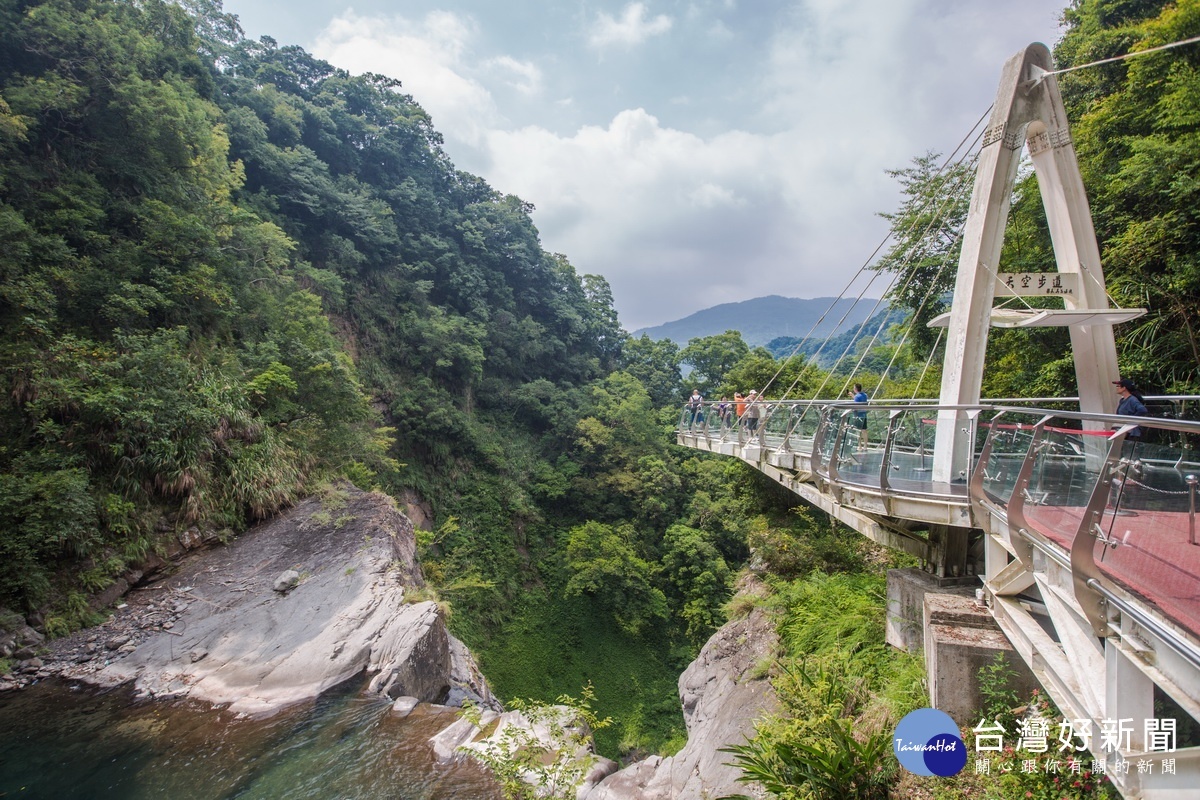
left=80, top=487, right=493, bottom=717
left=391, top=696, right=420, bottom=716
left=430, top=713, right=497, bottom=764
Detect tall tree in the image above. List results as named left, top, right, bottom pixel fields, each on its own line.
left=872, top=152, right=974, bottom=351
left=1056, top=0, right=1200, bottom=393
left=679, top=330, right=751, bottom=394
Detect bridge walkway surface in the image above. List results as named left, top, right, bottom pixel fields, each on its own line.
left=678, top=398, right=1200, bottom=799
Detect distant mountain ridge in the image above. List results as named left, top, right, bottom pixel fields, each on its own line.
left=633, top=295, right=879, bottom=347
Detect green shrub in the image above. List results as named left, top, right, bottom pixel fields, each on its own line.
left=722, top=571, right=923, bottom=800
left=725, top=715, right=896, bottom=800
left=460, top=687, right=612, bottom=800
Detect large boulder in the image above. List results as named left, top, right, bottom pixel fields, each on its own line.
left=582, top=595, right=778, bottom=800
left=0, top=610, right=42, bottom=657
left=70, top=487, right=495, bottom=716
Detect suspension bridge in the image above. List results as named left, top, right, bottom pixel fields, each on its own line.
left=675, top=43, right=1200, bottom=799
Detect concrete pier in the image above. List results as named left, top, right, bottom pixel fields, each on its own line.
left=887, top=567, right=1039, bottom=727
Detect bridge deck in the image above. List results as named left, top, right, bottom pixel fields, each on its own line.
left=678, top=400, right=1200, bottom=800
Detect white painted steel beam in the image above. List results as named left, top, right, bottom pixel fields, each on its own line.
left=934, top=43, right=1124, bottom=480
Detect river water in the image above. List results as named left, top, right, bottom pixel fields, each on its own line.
left=0, top=676, right=501, bottom=800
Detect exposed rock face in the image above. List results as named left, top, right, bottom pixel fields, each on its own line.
left=426, top=581, right=778, bottom=800
left=0, top=616, right=43, bottom=659
left=54, top=487, right=496, bottom=716
left=11, top=486, right=780, bottom=799
left=582, top=600, right=778, bottom=800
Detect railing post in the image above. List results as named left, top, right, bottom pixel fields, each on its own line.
left=1005, top=415, right=1054, bottom=540
left=826, top=411, right=849, bottom=485
left=879, top=410, right=902, bottom=494
left=1189, top=474, right=1198, bottom=546
left=1069, top=431, right=1129, bottom=637
left=964, top=408, right=982, bottom=478
left=966, top=410, right=998, bottom=523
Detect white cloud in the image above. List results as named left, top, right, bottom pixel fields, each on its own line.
left=487, top=55, right=542, bottom=96
left=588, top=3, right=673, bottom=50
left=481, top=109, right=882, bottom=329
left=298, top=0, right=1064, bottom=330
left=688, top=182, right=743, bottom=209
left=312, top=10, right=501, bottom=147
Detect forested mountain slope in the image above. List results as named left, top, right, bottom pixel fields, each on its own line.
left=0, top=0, right=617, bottom=610
left=4, top=0, right=1199, bottom=776
left=0, top=0, right=756, bottom=755
left=634, top=295, right=875, bottom=348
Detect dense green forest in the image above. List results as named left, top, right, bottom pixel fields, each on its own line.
left=0, top=0, right=812, bottom=756
left=1, top=0, right=1198, bottom=792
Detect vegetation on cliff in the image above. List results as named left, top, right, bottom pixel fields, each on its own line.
left=0, top=0, right=790, bottom=757
left=2, top=0, right=1198, bottom=779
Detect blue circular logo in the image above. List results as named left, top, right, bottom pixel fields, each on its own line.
left=893, top=708, right=966, bottom=777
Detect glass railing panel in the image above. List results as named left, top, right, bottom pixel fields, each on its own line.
left=813, top=410, right=836, bottom=474
left=702, top=401, right=735, bottom=439
left=788, top=405, right=823, bottom=452
left=679, top=402, right=726, bottom=439
left=759, top=403, right=790, bottom=449
left=834, top=409, right=883, bottom=488
left=978, top=413, right=1037, bottom=504
left=1020, top=419, right=1100, bottom=550
left=1092, top=439, right=1200, bottom=638
left=681, top=402, right=703, bottom=432
left=971, top=412, right=993, bottom=467
left=887, top=409, right=937, bottom=486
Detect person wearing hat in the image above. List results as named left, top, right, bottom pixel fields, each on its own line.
left=1113, top=378, right=1148, bottom=437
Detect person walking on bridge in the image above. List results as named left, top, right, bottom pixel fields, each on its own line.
left=743, top=390, right=762, bottom=435
left=1113, top=378, right=1148, bottom=438
left=1112, top=377, right=1149, bottom=510
left=851, top=383, right=869, bottom=448
left=686, top=388, right=704, bottom=429
left=715, top=396, right=732, bottom=429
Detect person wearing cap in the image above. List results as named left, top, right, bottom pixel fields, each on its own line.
left=1113, top=378, right=1148, bottom=438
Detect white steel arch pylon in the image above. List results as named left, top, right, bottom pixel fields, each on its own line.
left=932, top=43, right=1125, bottom=483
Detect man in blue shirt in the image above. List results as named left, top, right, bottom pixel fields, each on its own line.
left=851, top=383, right=868, bottom=448
left=1113, top=378, right=1148, bottom=437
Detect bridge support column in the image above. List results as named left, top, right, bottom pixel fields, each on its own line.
left=928, top=524, right=972, bottom=579
left=1106, top=639, right=1154, bottom=754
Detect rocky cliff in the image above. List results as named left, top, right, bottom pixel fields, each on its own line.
left=6, top=489, right=779, bottom=799
left=31, top=487, right=495, bottom=716
left=581, top=586, right=778, bottom=800
left=434, top=578, right=780, bottom=800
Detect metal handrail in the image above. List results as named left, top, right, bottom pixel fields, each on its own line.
left=679, top=398, right=1200, bottom=663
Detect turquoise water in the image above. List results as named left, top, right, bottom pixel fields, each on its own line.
left=0, top=677, right=501, bottom=800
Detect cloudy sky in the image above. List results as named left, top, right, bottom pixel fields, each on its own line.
left=220, top=0, right=1066, bottom=331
